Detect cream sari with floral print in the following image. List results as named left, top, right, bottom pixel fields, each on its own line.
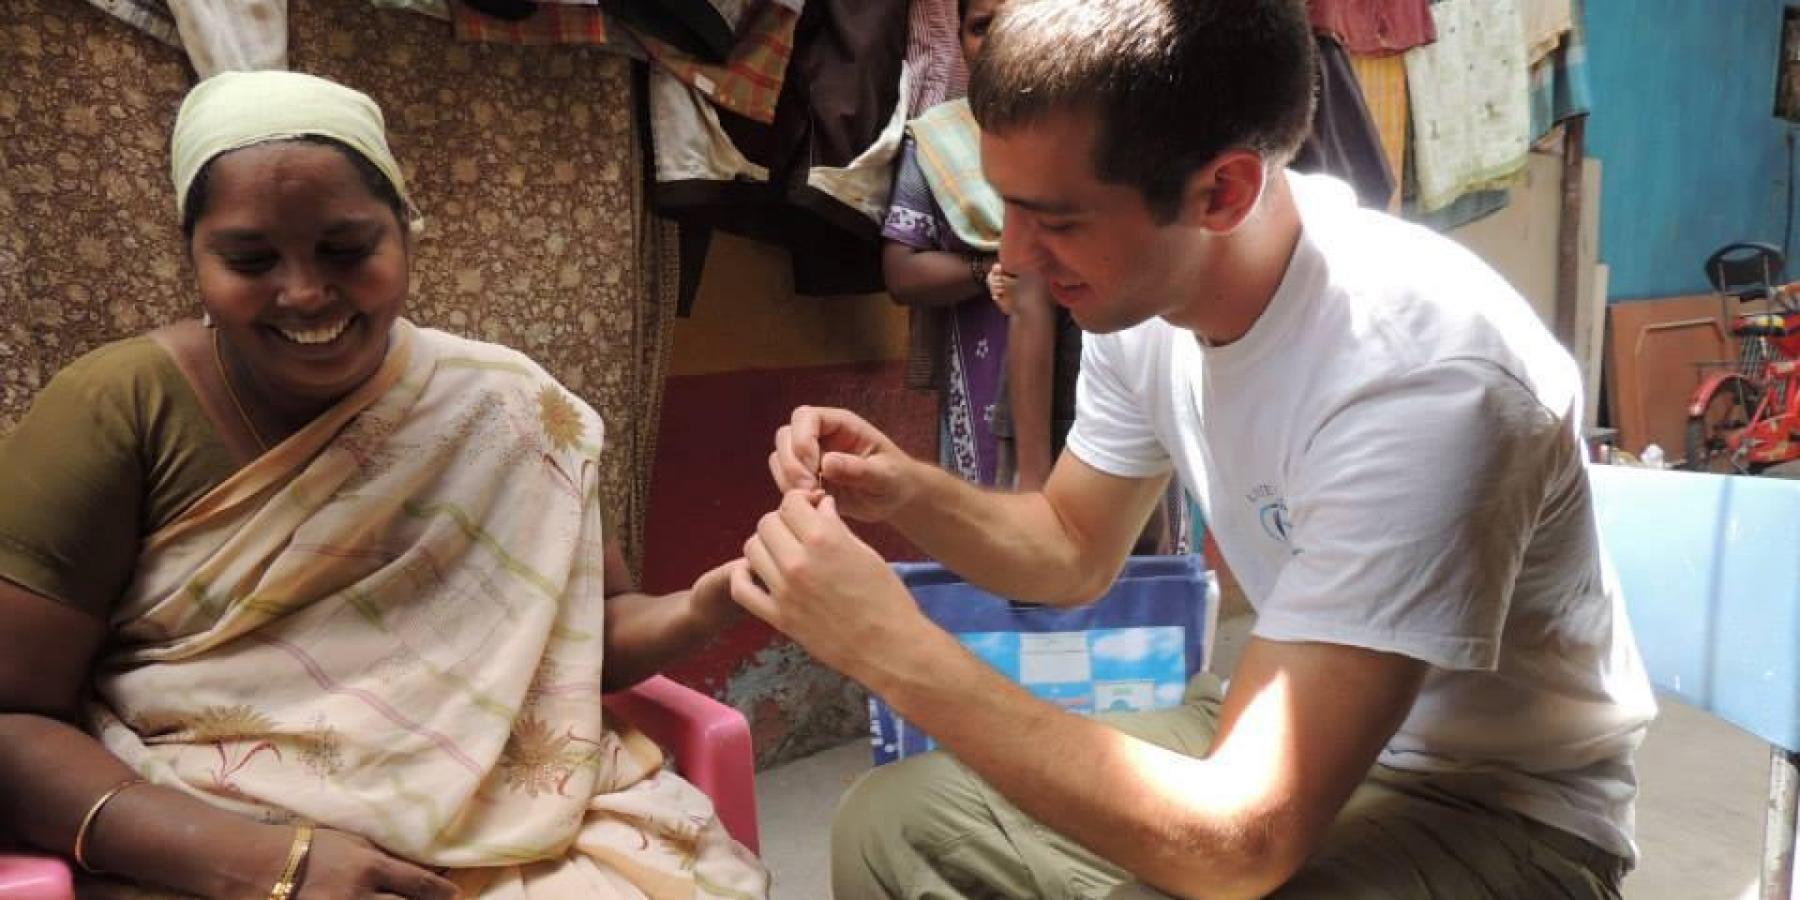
left=85, top=321, right=767, bottom=899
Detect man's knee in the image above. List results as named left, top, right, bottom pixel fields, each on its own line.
left=833, top=751, right=973, bottom=854
left=831, top=751, right=992, bottom=896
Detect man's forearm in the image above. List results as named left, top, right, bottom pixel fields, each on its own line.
left=861, top=627, right=1282, bottom=899
left=886, top=459, right=1107, bottom=605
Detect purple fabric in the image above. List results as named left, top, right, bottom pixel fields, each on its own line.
left=883, top=136, right=1008, bottom=486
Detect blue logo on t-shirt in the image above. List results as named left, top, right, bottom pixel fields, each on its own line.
left=1259, top=499, right=1291, bottom=544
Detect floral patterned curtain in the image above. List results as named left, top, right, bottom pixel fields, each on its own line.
left=0, top=0, right=675, bottom=567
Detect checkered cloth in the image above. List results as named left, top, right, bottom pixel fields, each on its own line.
left=624, top=0, right=798, bottom=125
left=909, top=98, right=1003, bottom=253
left=450, top=0, right=608, bottom=46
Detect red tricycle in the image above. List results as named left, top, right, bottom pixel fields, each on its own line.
left=1683, top=242, right=1800, bottom=473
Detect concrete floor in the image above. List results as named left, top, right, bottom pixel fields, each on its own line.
left=753, top=614, right=1791, bottom=899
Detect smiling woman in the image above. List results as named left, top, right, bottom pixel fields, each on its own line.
left=0, top=71, right=767, bottom=899
left=187, top=139, right=411, bottom=449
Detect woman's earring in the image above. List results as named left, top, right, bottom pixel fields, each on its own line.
left=202, top=310, right=215, bottom=328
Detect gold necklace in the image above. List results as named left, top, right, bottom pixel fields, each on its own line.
left=212, top=329, right=271, bottom=454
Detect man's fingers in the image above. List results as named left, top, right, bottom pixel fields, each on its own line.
left=777, top=488, right=833, bottom=541
left=742, top=533, right=785, bottom=596
left=770, top=455, right=828, bottom=505
left=768, top=450, right=789, bottom=493
left=788, top=407, right=823, bottom=485
left=728, top=559, right=778, bottom=624
left=810, top=406, right=884, bottom=456
left=819, top=451, right=871, bottom=487
left=755, top=506, right=806, bottom=568
left=774, top=425, right=815, bottom=491
left=815, top=495, right=865, bottom=547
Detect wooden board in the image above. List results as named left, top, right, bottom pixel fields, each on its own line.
left=1605, top=295, right=1730, bottom=456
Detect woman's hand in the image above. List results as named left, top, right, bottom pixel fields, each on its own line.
left=687, top=559, right=745, bottom=632
left=731, top=493, right=925, bottom=678
left=293, top=828, right=458, bottom=899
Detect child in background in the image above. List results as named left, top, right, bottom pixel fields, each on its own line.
left=883, top=0, right=1181, bottom=551
left=988, top=268, right=1078, bottom=491
left=881, top=0, right=1044, bottom=488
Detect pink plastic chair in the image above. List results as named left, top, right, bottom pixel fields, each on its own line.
left=603, top=674, right=761, bottom=853
left=0, top=674, right=757, bottom=898
left=0, top=858, right=69, bottom=900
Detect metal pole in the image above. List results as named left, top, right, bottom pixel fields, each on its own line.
left=1553, top=116, right=1588, bottom=352
left=1764, top=747, right=1799, bottom=900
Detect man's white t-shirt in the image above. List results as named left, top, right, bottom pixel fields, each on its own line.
left=1065, top=173, right=1657, bottom=859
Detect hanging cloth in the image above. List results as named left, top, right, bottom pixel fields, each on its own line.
left=1307, top=0, right=1437, bottom=57
left=651, top=0, right=908, bottom=296
left=1293, top=35, right=1396, bottom=209
left=1528, top=0, right=1590, bottom=142
left=624, top=0, right=803, bottom=125
left=903, top=0, right=967, bottom=116
left=369, top=0, right=449, bottom=20
left=1521, top=0, right=1573, bottom=64
left=1403, top=0, right=1529, bottom=213
left=450, top=0, right=609, bottom=46
left=81, top=0, right=182, bottom=48
left=608, top=0, right=757, bottom=62
left=908, top=98, right=1003, bottom=252
left=169, top=0, right=288, bottom=76
left=80, top=0, right=287, bottom=77
left=1346, top=52, right=1409, bottom=210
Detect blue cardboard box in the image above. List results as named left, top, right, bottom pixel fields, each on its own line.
left=871, top=555, right=1218, bottom=765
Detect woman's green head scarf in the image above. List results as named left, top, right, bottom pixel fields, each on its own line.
left=171, top=70, right=422, bottom=233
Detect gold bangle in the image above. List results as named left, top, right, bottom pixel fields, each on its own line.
left=72, top=777, right=147, bottom=874
left=266, top=823, right=314, bottom=900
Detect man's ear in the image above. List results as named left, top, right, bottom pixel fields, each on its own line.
left=1179, top=150, right=1267, bottom=234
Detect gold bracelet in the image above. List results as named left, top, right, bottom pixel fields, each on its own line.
left=266, top=823, right=314, bottom=900
left=72, top=777, right=147, bottom=874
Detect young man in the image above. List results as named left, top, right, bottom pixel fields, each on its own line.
left=726, top=1, right=1656, bottom=897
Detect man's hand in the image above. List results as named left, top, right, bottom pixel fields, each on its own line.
left=769, top=406, right=920, bottom=523
left=729, top=491, right=925, bottom=676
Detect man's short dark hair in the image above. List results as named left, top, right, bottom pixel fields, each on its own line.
left=970, top=0, right=1317, bottom=223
